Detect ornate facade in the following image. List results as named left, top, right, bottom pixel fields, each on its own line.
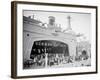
left=23, top=15, right=90, bottom=68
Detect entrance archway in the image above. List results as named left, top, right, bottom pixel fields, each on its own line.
left=30, top=40, right=69, bottom=67
left=82, top=50, right=87, bottom=56
left=81, top=50, right=88, bottom=60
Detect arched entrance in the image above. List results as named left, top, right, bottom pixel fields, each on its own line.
left=81, top=50, right=88, bottom=60
left=82, top=50, right=87, bottom=55
left=30, top=40, right=69, bottom=67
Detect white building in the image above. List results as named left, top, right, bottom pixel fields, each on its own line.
left=23, top=15, right=90, bottom=68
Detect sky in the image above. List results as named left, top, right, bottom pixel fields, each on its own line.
left=23, top=10, right=91, bottom=42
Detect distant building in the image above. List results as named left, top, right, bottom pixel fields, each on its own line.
left=76, top=41, right=91, bottom=59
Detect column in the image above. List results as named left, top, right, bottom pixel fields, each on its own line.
left=45, top=48, right=48, bottom=68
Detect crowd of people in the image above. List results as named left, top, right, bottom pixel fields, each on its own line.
left=23, top=53, right=75, bottom=69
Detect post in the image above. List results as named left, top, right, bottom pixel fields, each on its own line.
left=45, top=48, right=48, bottom=68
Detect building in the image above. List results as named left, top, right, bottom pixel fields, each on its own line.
left=23, top=15, right=90, bottom=68
left=76, top=41, right=91, bottom=60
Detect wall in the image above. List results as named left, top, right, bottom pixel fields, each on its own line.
left=0, top=0, right=99, bottom=80
left=23, top=20, right=77, bottom=61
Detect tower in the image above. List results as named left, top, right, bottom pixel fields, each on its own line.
left=63, top=15, right=72, bottom=32
left=48, top=16, right=55, bottom=26
left=67, top=16, right=72, bottom=30
left=47, top=16, right=56, bottom=30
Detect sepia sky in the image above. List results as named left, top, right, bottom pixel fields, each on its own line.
left=23, top=10, right=91, bottom=42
